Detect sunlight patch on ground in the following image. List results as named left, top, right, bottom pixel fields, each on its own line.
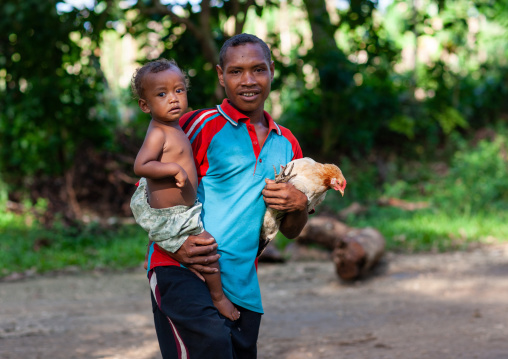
left=93, top=339, right=161, bottom=359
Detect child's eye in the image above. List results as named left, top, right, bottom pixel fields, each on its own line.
left=176, top=88, right=186, bottom=94
left=158, top=92, right=166, bottom=97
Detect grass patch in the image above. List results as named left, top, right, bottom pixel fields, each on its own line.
left=347, top=206, right=508, bottom=252
left=311, top=134, right=508, bottom=253
left=0, top=217, right=148, bottom=278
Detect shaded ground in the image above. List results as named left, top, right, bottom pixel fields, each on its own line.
left=1, top=244, right=508, bottom=359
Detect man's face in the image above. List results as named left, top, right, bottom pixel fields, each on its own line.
left=217, top=43, right=274, bottom=117
left=138, top=68, right=188, bottom=124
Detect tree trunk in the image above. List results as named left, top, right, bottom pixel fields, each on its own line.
left=64, top=166, right=82, bottom=220
left=302, top=0, right=353, bottom=155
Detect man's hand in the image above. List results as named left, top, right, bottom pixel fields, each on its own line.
left=262, top=178, right=308, bottom=239
left=262, top=179, right=307, bottom=212
left=164, top=231, right=220, bottom=281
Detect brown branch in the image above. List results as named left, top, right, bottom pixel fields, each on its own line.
left=137, top=0, right=218, bottom=65
left=136, top=0, right=199, bottom=35
left=65, top=167, right=82, bottom=219
left=236, top=0, right=255, bottom=34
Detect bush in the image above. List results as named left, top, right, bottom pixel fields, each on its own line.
left=429, top=134, right=508, bottom=215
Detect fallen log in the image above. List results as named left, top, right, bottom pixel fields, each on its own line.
left=377, top=197, right=429, bottom=211
left=333, top=227, right=385, bottom=280
left=296, top=216, right=351, bottom=250
left=337, top=202, right=368, bottom=220
left=257, top=242, right=285, bottom=263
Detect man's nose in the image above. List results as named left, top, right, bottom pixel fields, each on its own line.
left=241, top=71, right=256, bottom=85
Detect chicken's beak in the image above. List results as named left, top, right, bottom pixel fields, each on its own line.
left=331, top=178, right=346, bottom=196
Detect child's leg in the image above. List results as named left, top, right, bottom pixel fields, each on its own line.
left=204, top=249, right=240, bottom=321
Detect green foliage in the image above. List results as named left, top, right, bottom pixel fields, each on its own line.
left=351, top=207, right=508, bottom=252
left=433, top=107, right=468, bottom=135
left=2, top=0, right=508, bottom=276
left=320, top=129, right=508, bottom=252
left=0, top=0, right=116, bottom=179
left=272, top=0, right=508, bottom=158
left=0, top=216, right=147, bottom=277
left=429, top=135, right=508, bottom=215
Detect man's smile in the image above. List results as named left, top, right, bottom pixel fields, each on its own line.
left=239, top=90, right=260, bottom=99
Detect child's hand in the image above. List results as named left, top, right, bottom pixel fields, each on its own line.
left=175, top=169, right=188, bottom=187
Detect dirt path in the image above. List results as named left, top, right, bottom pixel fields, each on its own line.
left=1, top=244, right=508, bottom=359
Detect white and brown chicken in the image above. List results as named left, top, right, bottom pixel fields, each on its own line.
left=258, top=157, right=347, bottom=256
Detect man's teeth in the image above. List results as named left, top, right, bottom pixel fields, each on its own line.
left=242, top=93, right=256, bottom=97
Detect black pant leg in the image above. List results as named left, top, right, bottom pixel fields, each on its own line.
left=150, top=266, right=234, bottom=359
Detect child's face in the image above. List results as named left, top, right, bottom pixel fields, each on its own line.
left=138, top=67, right=188, bottom=124
left=217, top=43, right=274, bottom=117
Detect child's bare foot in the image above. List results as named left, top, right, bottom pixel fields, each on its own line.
left=212, top=295, right=240, bottom=321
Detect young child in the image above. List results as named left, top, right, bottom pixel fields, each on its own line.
left=129, top=58, right=240, bottom=321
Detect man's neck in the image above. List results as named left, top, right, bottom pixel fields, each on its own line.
left=226, top=100, right=267, bottom=126
left=250, top=113, right=267, bottom=127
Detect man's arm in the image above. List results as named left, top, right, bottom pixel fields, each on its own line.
left=261, top=179, right=308, bottom=238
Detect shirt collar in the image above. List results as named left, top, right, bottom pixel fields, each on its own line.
left=217, top=99, right=282, bottom=136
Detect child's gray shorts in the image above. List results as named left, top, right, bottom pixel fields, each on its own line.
left=130, top=177, right=204, bottom=253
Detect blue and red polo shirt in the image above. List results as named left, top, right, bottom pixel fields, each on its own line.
left=147, top=98, right=302, bottom=313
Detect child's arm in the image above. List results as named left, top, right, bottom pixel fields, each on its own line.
left=134, top=127, right=187, bottom=187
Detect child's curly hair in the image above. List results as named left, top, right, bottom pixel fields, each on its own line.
left=131, top=58, right=190, bottom=99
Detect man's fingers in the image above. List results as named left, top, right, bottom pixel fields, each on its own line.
left=191, top=236, right=217, bottom=246
left=188, top=243, right=219, bottom=258
left=188, top=263, right=219, bottom=274
left=265, top=204, right=289, bottom=212
left=189, top=230, right=216, bottom=244
left=262, top=189, right=284, bottom=200
left=188, top=253, right=220, bottom=265
left=263, top=194, right=289, bottom=205
left=263, top=183, right=282, bottom=192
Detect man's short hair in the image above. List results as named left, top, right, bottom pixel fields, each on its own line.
left=219, top=33, right=271, bottom=69
left=131, top=58, right=190, bottom=99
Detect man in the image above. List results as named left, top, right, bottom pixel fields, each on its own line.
left=146, top=33, right=308, bottom=359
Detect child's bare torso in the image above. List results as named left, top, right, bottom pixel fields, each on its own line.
left=146, top=121, right=198, bottom=209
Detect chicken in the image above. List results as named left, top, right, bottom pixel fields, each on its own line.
left=258, top=157, right=347, bottom=256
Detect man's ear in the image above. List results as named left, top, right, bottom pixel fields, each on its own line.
left=216, top=65, right=225, bottom=87
left=138, top=99, right=151, bottom=114
left=270, top=60, right=275, bottom=82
